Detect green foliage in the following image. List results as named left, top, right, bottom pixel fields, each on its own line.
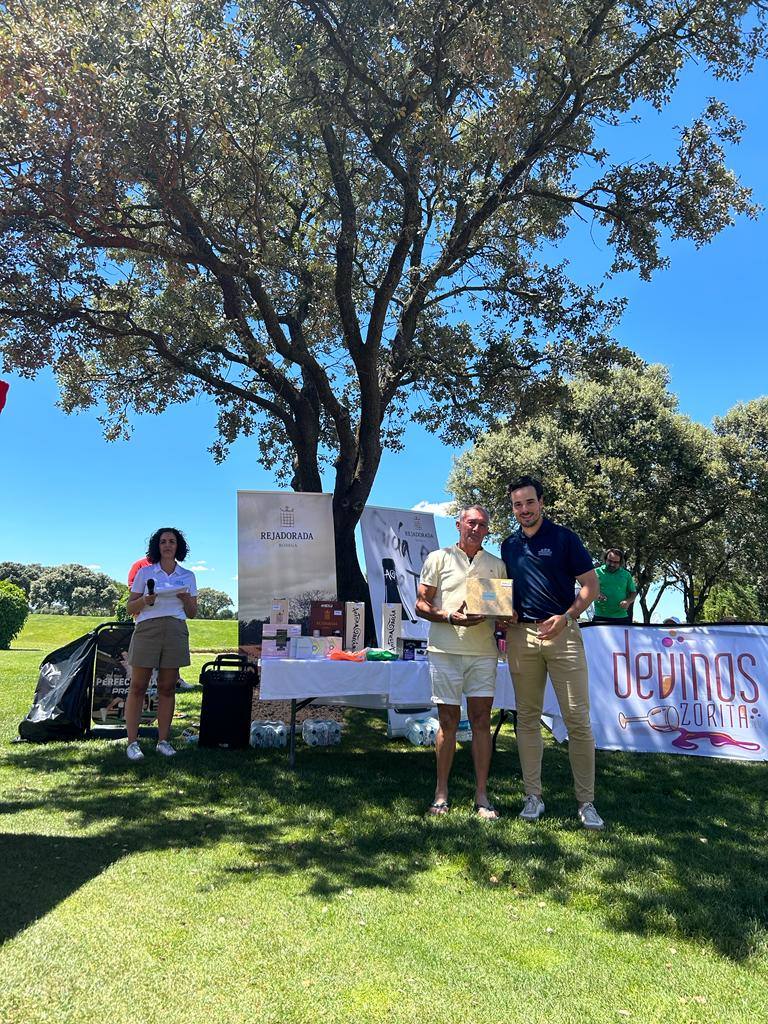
left=196, top=587, right=234, bottom=620
left=29, top=564, right=123, bottom=616
left=114, top=585, right=131, bottom=622
left=449, top=363, right=768, bottom=622
left=701, top=582, right=762, bottom=622
left=0, top=561, right=45, bottom=598
left=0, top=579, right=28, bottom=649
left=0, top=0, right=764, bottom=601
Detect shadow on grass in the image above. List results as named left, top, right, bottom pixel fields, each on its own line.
left=2, top=711, right=767, bottom=960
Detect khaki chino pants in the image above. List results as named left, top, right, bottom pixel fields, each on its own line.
left=506, top=620, right=595, bottom=804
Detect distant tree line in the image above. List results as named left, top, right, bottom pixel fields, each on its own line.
left=0, top=563, right=235, bottom=620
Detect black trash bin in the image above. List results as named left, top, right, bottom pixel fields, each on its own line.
left=198, top=654, right=258, bottom=749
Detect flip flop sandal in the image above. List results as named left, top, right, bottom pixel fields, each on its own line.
left=427, top=800, right=450, bottom=816
left=474, top=802, right=500, bottom=820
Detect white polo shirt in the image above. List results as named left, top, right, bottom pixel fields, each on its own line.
left=132, top=563, right=198, bottom=623
left=419, top=545, right=507, bottom=656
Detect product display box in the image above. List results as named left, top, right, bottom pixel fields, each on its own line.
left=288, top=636, right=315, bottom=659
left=381, top=603, right=402, bottom=654
left=344, top=601, right=365, bottom=652
left=309, top=600, right=344, bottom=633
left=261, top=623, right=302, bottom=658
left=397, top=638, right=428, bottom=661
left=286, top=635, right=343, bottom=659
left=269, top=598, right=290, bottom=624
left=464, top=577, right=515, bottom=617
left=262, top=623, right=302, bottom=640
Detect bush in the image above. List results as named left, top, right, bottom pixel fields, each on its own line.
left=0, top=579, right=29, bottom=649
left=114, top=590, right=131, bottom=622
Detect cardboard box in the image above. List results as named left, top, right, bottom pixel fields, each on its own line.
left=311, top=635, right=342, bottom=658
left=309, top=600, right=344, bottom=632
left=464, top=577, right=515, bottom=617
left=397, top=638, right=428, bottom=661
left=381, top=603, right=402, bottom=654
left=344, top=602, right=366, bottom=652
left=260, top=623, right=301, bottom=658
left=262, top=623, right=302, bottom=640
left=261, top=639, right=290, bottom=658
left=288, top=636, right=315, bottom=660
left=269, top=598, right=289, bottom=624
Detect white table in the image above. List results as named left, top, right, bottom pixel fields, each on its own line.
left=259, top=658, right=565, bottom=764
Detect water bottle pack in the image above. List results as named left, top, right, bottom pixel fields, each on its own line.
left=301, top=719, right=342, bottom=746
left=456, top=719, right=473, bottom=743
left=404, top=715, right=439, bottom=747
left=250, top=719, right=288, bottom=748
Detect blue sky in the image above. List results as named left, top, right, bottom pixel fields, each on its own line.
left=1, top=57, right=766, bottom=617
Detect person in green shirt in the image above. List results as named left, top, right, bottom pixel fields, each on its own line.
left=593, top=549, right=637, bottom=623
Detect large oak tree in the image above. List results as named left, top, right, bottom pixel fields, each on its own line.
left=0, top=0, right=763, bottom=600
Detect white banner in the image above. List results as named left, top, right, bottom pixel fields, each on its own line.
left=359, top=505, right=440, bottom=643
left=237, top=491, right=336, bottom=623
left=583, top=623, right=768, bottom=761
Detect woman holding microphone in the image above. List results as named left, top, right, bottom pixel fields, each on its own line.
left=124, top=528, right=198, bottom=761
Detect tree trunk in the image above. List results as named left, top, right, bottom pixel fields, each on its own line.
left=333, top=499, right=379, bottom=644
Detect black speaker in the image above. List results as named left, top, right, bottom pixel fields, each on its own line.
left=198, top=655, right=257, bottom=749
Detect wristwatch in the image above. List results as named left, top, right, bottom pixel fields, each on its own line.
left=564, top=612, right=575, bottom=625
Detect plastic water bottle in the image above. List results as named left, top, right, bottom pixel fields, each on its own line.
left=456, top=719, right=473, bottom=743
left=250, top=720, right=288, bottom=748
left=405, top=715, right=439, bottom=746
left=422, top=717, right=439, bottom=746
left=302, top=720, right=326, bottom=746
left=301, top=719, right=342, bottom=746
left=405, top=717, right=426, bottom=745
left=268, top=721, right=288, bottom=748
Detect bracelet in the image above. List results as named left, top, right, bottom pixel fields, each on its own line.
left=447, top=612, right=453, bottom=625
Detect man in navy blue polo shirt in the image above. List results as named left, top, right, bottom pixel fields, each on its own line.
left=500, top=476, right=604, bottom=830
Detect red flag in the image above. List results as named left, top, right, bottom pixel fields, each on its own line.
left=0, top=380, right=8, bottom=415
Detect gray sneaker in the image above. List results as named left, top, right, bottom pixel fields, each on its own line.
left=578, top=802, right=605, bottom=830
left=156, top=740, right=177, bottom=757
left=519, top=794, right=545, bottom=822
left=126, top=741, right=144, bottom=762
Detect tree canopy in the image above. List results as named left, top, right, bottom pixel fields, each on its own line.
left=0, top=0, right=764, bottom=600
left=448, top=365, right=768, bottom=621
left=0, top=562, right=45, bottom=598
left=29, top=563, right=124, bottom=615
left=196, top=586, right=234, bottom=618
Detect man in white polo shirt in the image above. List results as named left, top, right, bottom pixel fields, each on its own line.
left=416, top=505, right=509, bottom=819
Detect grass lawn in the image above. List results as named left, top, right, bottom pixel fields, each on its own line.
left=0, top=616, right=766, bottom=1023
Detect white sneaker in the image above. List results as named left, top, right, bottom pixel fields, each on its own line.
left=578, top=802, right=604, bottom=830
left=156, top=740, right=177, bottom=757
left=519, top=794, right=545, bottom=822
left=126, top=741, right=144, bottom=762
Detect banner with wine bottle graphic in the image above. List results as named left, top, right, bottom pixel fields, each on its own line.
left=359, top=505, right=440, bottom=644
left=582, top=622, right=768, bottom=761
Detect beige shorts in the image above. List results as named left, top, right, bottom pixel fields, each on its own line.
left=128, top=616, right=190, bottom=669
left=428, top=652, right=498, bottom=705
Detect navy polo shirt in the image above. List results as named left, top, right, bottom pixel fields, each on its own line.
left=500, top=518, right=594, bottom=620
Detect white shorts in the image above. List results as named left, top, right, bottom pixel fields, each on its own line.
left=428, top=652, right=498, bottom=705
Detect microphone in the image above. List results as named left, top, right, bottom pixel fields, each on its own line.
left=147, top=579, right=155, bottom=597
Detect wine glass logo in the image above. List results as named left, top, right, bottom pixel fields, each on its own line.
left=618, top=705, right=680, bottom=733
